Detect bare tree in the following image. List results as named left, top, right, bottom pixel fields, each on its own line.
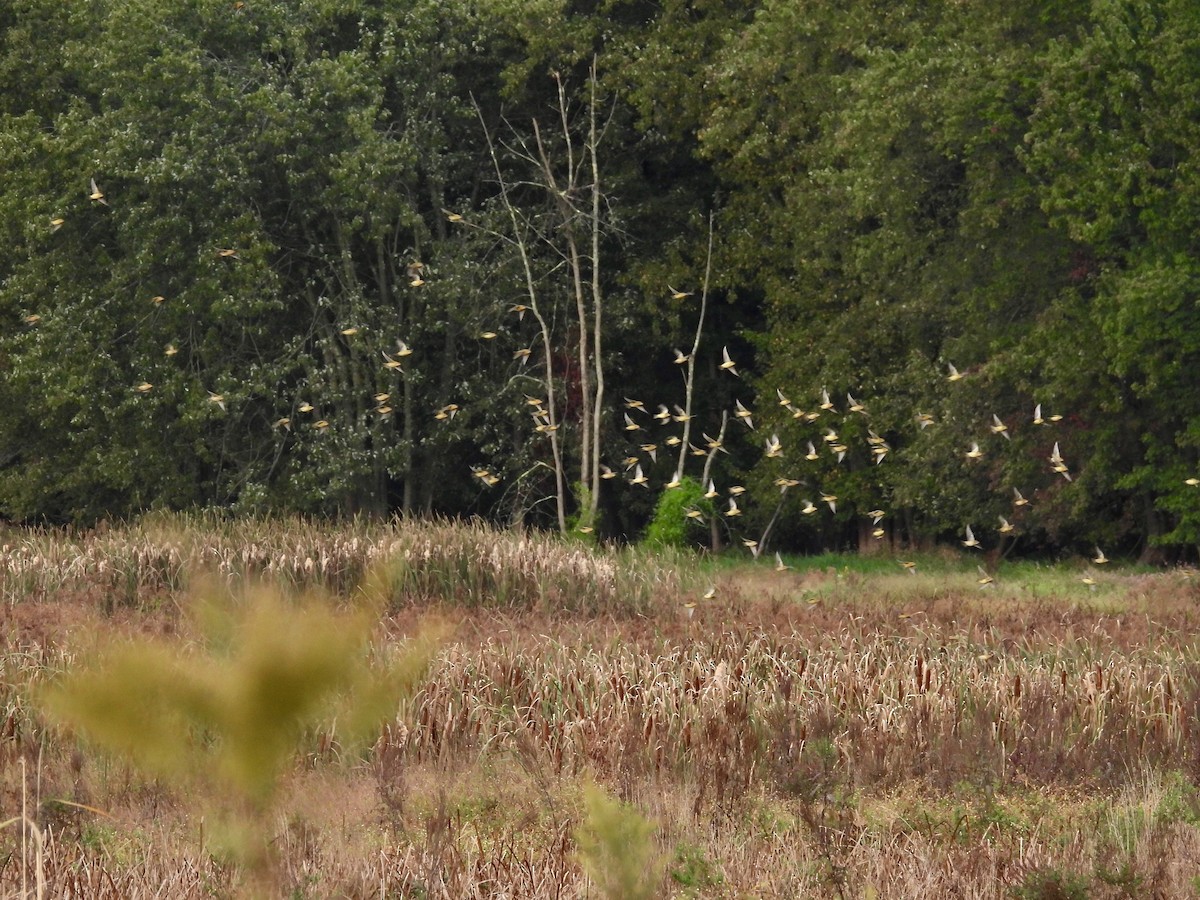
left=471, top=65, right=613, bottom=533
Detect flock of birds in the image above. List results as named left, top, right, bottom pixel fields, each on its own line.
left=34, top=185, right=1196, bottom=591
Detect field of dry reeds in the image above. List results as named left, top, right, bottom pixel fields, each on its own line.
left=3, top=516, right=1200, bottom=898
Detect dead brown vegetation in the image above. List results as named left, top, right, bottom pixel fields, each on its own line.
left=3, top=518, right=1200, bottom=897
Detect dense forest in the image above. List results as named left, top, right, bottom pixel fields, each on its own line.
left=2, top=0, right=1199, bottom=560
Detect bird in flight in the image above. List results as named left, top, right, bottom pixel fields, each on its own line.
left=88, top=178, right=108, bottom=205
left=1093, top=547, right=1109, bottom=565
left=673, top=348, right=690, bottom=365
left=669, top=285, right=692, bottom=300
left=962, top=525, right=981, bottom=549
left=990, top=414, right=1011, bottom=440
left=1013, top=487, right=1030, bottom=506
left=947, top=362, right=964, bottom=381
left=719, top=346, right=739, bottom=376
left=734, top=398, right=754, bottom=429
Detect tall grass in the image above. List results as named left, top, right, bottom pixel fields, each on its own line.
left=4, top=519, right=1200, bottom=897
left=0, top=514, right=687, bottom=613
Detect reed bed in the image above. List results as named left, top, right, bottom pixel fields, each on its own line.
left=0, top=514, right=684, bottom=613
left=400, top=625, right=1197, bottom=799
left=4, top=518, right=1200, bottom=897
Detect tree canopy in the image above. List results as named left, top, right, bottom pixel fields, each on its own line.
left=3, top=0, right=1199, bottom=560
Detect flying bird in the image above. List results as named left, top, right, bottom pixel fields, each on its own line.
left=734, top=398, right=754, bottom=429
left=88, top=178, right=107, bottom=205
left=719, top=345, right=739, bottom=376
left=990, top=414, right=1011, bottom=440
left=947, top=362, right=964, bottom=381
left=962, top=525, right=981, bottom=549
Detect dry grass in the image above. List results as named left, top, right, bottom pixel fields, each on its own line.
left=3, top=517, right=1200, bottom=897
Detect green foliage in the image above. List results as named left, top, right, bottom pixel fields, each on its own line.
left=643, top=477, right=708, bottom=548
left=669, top=843, right=723, bottom=893
left=41, top=573, right=443, bottom=886
left=575, top=782, right=665, bottom=900
left=2, top=0, right=1200, bottom=556
left=1009, top=867, right=1091, bottom=900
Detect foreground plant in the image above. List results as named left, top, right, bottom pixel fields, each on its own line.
left=39, top=574, right=442, bottom=895
left=576, top=781, right=665, bottom=900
